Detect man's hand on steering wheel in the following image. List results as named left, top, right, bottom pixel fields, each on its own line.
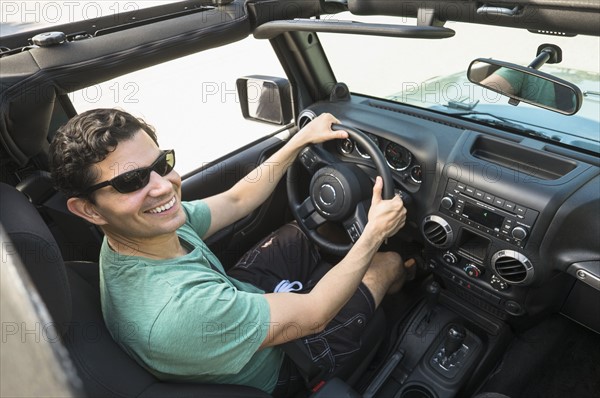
left=286, top=112, right=408, bottom=255
left=289, top=113, right=349, bottom=148
left=365, top=176, right=407, bottom=243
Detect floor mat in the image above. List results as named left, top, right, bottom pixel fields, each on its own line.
left=518, top=317, right=600, bottom=398
left=480, top=314, right=600, bottom=398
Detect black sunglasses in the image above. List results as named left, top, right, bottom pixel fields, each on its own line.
left=79, top=149, right=175, bottom=196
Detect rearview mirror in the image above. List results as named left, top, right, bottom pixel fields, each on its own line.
left=467, top=59, right=583, bottom=115
left=236, top=76, right=293, bottom=125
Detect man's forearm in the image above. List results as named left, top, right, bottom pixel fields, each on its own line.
left=227, top=137, right=304, bottom=216
left=307, top=224, right=384, bottom=326
left=204, top=113, right=348, bottom=239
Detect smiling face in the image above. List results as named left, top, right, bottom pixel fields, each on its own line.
left=73, top=130, right=187, bottom=248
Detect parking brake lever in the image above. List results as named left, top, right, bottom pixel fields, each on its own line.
left=425, top=281, right=441, bottom=323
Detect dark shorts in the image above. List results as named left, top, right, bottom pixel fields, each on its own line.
left=227, top=223, right=376, bottom=397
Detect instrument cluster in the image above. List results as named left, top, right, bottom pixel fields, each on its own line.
left=335, top=133, right=422, bottom=185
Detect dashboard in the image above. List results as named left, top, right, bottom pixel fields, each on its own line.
left=298, top=96, right=600, bottom=329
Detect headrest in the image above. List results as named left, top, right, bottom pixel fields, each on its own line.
left=0, top=88, right=56, bottom=166
left=0, top=182, right=72, bottom=335
left=16, top=170, right=56, bottom=204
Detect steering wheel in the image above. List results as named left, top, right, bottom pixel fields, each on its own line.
left=287, top=123, right=395, bottom=256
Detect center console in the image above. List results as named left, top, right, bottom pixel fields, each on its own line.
left=420, top=176, right=544, bottom=318
left=357, top=281, right=512, bottom=398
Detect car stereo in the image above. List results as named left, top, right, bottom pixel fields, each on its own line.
left=439, top=179, right=538, bottom=248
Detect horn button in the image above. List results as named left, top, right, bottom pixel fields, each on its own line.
left=310, top=164, right=371, bottom=221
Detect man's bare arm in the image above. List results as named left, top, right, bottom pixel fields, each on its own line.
left=202, top=113, right=347, bottom=239
left=259, top=177, right=406, bottom=348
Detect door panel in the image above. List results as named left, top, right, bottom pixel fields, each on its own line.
left=181, top=135, right=293, bottom=268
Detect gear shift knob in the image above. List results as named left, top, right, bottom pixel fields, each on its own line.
left=443, top=325, right=466, bottom=357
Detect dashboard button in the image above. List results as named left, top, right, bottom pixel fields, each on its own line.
left=493, top=197, right=505, bottom=207
left=475, top=190, right=485, bottom=200
left=490, top=275, right=508, bottom=291
left=515, top=205, right=527, bottom=216
left=483, top=194, right=495, bottom=203
left=465, top=186, right=475, bottom=196
left=456, top=182, right=466, bottom=191
left=347, top=224, right=361, bottom=242
left=503, top=201, right=516, bottom=212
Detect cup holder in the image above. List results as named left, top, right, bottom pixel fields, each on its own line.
left=398, top=384, right=437, bottom=398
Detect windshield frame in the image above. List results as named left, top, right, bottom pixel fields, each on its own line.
left=0, top=1, right=213, bottom=49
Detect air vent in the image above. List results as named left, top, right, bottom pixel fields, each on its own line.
left=491, top=250, right=534, bottom=285
left=297, top=110, right=316, bottom=130
left=422, top=215, right=453, bottom=248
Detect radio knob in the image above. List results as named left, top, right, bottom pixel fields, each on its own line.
left=440, top=196, right=454, bottom=210
left=511, top=226, right=528, bottom=240
left=442, top=252, right=459, bottom=264
left=464, top=263, right=483, bottom=278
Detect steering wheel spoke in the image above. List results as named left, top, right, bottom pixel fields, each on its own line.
left=298, top=145, right=339, bottom=174
left=342, top=200, right=370, bottom=243
left=297, top=198, right=327, bottom=230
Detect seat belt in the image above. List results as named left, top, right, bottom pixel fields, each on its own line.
left=280, top=340, right=327, bottom=391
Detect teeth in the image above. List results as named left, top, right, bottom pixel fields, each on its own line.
left=148, top=197, right=176, bottom=214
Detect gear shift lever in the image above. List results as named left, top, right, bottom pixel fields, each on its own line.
left=431, top=323, right=479, bottom=378
left=443, top=324, right=466, bottom=358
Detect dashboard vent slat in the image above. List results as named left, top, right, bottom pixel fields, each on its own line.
left=422, top=215, right=453, bottom=249
left=297, top=110, right=316, bottom=130
left=492, top=250, right=534, bottom=285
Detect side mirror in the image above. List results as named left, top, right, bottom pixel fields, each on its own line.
left=467, top=58, right=583, bottom=115
left=236, top=75, right=293, bottom=125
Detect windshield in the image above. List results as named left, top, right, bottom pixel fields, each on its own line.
left=319, top=13, right=600, bottom=154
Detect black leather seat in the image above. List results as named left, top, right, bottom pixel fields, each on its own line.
left=0, top=181, right=385, bottom=397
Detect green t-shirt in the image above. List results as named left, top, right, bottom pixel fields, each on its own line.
left=99, top=200, right=283, bottom=393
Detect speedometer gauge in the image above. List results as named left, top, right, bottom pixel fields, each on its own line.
left=355, top=133, right=380, bottom=158
left=384, top=142, right=412, bottom=171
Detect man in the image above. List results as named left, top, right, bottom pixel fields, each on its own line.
left=49, top=108, right=411, bottom=396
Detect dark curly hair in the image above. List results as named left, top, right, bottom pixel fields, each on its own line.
left=49, top=108, right=158, bottom=198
